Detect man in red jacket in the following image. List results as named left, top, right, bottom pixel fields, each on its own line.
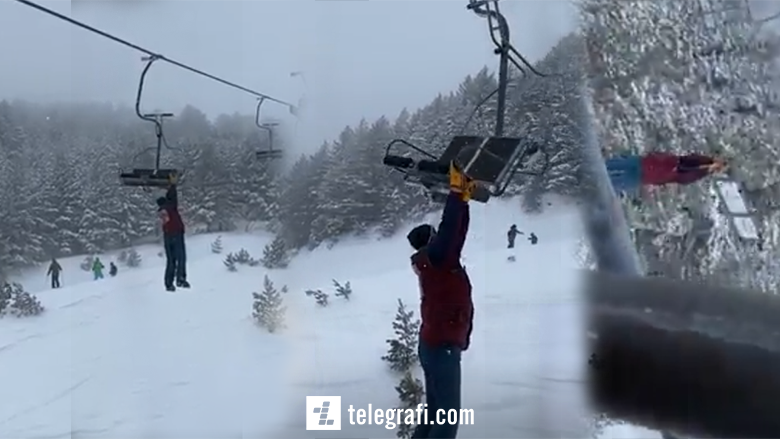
left=407, top=162, right=474, bottom=439
left=156, top=176, right=190, bottom=292
left=606, top=152, right=726, bottom=193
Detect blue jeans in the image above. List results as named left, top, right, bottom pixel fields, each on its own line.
left=606, top=156, right=642, bottom=193
left=163, top=233, right=187, bottom=288
left=411, top=341, right=462, bottom=439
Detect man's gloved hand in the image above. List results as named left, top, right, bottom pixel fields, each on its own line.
left=168, top=172, right=179, bottom=186
left=449, top=161, right=476, bottom=202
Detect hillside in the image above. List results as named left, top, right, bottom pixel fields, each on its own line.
left=0, top=200, right=647, bottom=439
left=581, top=0, right=780, bottom=291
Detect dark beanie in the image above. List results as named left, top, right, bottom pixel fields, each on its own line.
left=407, top=224, right=435, bottom=250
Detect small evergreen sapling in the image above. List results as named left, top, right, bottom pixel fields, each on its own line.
left=262, top=235, right=290, bottom=269
left=395, top=371, right=425, bottom=439
left=382, top=298, right=421, bottom=372
left=118, top=250, right=128, bottom=264
left=252, top=275, right=287, bottom=333
left=305, top=289, right=329, bottom=307
left=332, top=279, right=352, bottom=300
left=235, top=248, right=251, bottom=264
left=224, top=253, right=237, bottom=272
left=211, top=235, right=223, bottom=254
left=126, top=248, right=141, bottom=268
left=0, top=282, right=45, bottom=317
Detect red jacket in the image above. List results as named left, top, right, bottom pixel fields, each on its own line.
left=412, top=192, right=474, bottom=350
left=641, top=152, right=712, bottom=186
left=159, top=186, right=185, bottom=235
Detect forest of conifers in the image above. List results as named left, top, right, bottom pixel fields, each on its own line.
left=0, top=61, right=577, bottom=273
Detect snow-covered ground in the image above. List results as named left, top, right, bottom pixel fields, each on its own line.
left=1, top=199, right=659, bottom=438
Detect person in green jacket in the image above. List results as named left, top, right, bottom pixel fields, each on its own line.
left=92, top=257, right=105, bottom=280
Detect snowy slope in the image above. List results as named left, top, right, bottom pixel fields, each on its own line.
left=1, top=199, right=658, bottom=439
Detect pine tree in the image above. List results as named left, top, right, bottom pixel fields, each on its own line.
left=394, top=371, right=425, bottom=439
left=382, top=299, right=420, bottom=372
left=305, top=289, right=329, bottom=307
left=235, top=248, right=251, bottom=264
left=251, top=275, right=287, bottom=333
left=118, top=250, right=128, bottom=264
left=224, top=253, right=237, bottom=272
left=332, top=279, right=352, bottom=300
left=1, top=282, right=45, bottom=317
left=262, top=235, right=290, bottom=269
left=126, top=248, right=141, bottom=268
left=211, top=235, right=223, bottom=254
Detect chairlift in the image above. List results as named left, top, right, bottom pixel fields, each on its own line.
left=255, top=97, right=282, bottom=159
left=380, top=0, right=549, bottom=203
left=119, top=55, right=180, bottom=187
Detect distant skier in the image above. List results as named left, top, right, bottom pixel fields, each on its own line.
left=528, top=232, right=538, bottom=245
left=47, top=258, right=62, bottom=289
left=109, top=262, right=118, bottom=277
left=606, top=152, right=727, bottom=193
left=406, top=161, right=474, bottom=439
left=157, top=174, right=190, bottom=292
left=92, top=257, right=104, bottom=280
left=507, top=224, right=523, bottom=249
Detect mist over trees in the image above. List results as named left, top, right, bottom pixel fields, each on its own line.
left=0, top=62, right=579, bottom=274
left=4, top=0, right=778, bottom=299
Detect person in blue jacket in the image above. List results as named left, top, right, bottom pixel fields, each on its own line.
left=407, top=162, right=474, bottom=439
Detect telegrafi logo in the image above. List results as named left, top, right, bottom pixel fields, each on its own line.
left=306, top=396, right=342, bottom=430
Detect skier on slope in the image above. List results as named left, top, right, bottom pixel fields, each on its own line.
left=47, top=258, right=62, bottom=289
left=109, top=262, right=118, bottom=277
left=157, top=174, right=190, bottom=292
left=406, top=161, right=474, bottom=439
left=92, top=257, right=104, bottom=280
left=528, top=232, right=538, bottom=245
left=606, top=152, right=727, bottom=194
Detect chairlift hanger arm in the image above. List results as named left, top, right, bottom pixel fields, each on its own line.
left=13, top=0, right=295, bottom=108
left=467, top=0, right=550, bottom=78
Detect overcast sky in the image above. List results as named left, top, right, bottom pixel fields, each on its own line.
left=0, top=0, right=577, bottom=150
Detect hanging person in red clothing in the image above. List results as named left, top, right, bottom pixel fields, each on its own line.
left=156, top=174, right=190, bottom=292
left=605, top=152, right=727, bottom=194
left=406, top=161, right=474, bottom=439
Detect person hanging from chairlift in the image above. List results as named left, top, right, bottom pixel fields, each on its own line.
left=406, top=161, right=474, bottom=439
left=606, top=151, right=728, bottom=195
left=157, top=174, right=190, bottom=291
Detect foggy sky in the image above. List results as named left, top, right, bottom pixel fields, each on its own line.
left=0, top=0, right=577, bottom=151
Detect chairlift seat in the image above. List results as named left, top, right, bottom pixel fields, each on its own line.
left=256, top=149, right=283, bottom=160
left=119, top=168, right=179, bottom=187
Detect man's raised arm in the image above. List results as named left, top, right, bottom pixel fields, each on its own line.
left=166, top=184, right=178, bottom=208
left=427, top=163, right=473, bottom=268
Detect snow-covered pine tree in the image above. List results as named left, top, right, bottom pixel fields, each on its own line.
left=332, top=279, right=352, bottom=300
left=235, top=248, right=251, bottom=264
left=118, top=250, right=128, bottom=264
left=0, top=282, right=44, bottom=317
left=305, top=289, right=329, bottom=307
left=211, top=235, right=223, bottom=254
left=126, top=248, right=141, bottom=268
left=394, top=371, right=425, bottom=439
left=0, top=282, right=10, bottom=314
left=382, top=298, right=420, bottom=372
left=224, top=253, right=237, bottom=272
left=261, top=235, right=290, bottom=269
left=251, top=275, right=287, bottom=333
